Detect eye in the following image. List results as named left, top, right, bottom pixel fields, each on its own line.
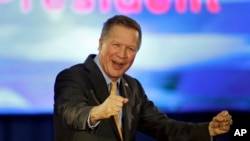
left=128, top=47, right=136, bottom=52
left=112, top=43, right=120, bottom=47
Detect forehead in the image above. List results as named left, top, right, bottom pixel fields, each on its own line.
left=107, top=25, right=139, bottom=45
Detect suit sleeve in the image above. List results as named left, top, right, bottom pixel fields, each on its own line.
left=134, top=79, right=211, bottom=141
left=54, top=68, right=94, bottom=130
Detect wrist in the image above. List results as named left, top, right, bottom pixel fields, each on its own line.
left=89, top=106, right=100, bottom=124
left=208, top=122, right=216, bottom=137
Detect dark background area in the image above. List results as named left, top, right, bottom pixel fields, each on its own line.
left=0, top=111, right=249, bottom=141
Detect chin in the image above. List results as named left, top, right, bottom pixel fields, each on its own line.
left=111, top=73, right=123, bottom=78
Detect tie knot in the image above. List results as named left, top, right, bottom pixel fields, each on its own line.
left=111, top=81, right=117, bottom=86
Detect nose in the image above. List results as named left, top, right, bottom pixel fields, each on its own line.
left=117, top=46, right=127, bottom=58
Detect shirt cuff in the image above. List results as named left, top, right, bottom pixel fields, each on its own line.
left=87, top=112, right=101, bottom=129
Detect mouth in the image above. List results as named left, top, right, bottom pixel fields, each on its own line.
left=112, top=60, right=125, bottom=70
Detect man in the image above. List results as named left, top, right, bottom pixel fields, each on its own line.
left=54, top=15, right=232, bottom=141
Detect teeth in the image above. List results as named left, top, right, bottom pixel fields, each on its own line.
left=113, top=61, right=123, bottom=65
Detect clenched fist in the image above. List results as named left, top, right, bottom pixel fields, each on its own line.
left=89, top=94, right=129, bottom=124
left=208, top=110, right=233, bottom=137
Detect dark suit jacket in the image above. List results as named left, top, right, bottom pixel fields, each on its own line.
left=54, top=54, right=211, bottom=141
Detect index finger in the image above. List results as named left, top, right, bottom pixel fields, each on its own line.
left=113, top=95, right=127, bottom=102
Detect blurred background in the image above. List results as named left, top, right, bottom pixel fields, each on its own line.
left=0, top=0, right=250, bottom=140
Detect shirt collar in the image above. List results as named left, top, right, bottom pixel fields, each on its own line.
left=94, top=55, right=121, bottom=85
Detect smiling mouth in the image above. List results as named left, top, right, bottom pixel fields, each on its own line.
left=112, top=60, right=125, bottom=69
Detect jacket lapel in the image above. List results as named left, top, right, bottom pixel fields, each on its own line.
left=84, top=54, right=109, bottom=104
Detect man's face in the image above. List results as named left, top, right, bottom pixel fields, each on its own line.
left=98, top=25, right=139, bottom=81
